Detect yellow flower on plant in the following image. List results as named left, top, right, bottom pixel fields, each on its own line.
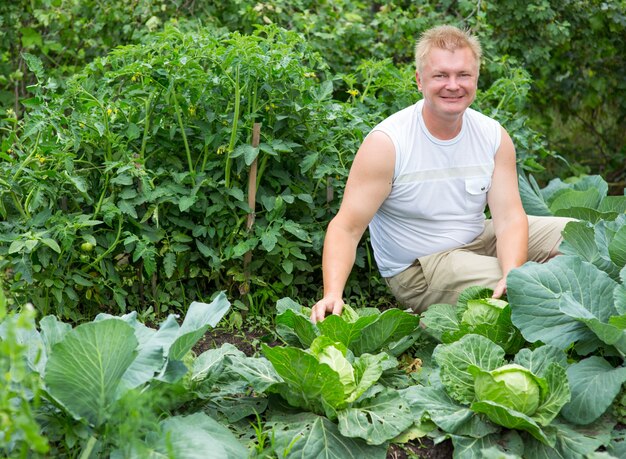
left=347, top=89, right=359, bottom=97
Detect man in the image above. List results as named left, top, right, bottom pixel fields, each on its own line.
left=310, top=25, right=569, bottom=323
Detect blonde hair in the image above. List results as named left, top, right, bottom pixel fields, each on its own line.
left=415, top=25, right=482, bottom=73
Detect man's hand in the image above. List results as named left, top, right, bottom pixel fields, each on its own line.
left=492, top=277, right=507, bottom=299
left=310, top=297, right=344, bottom=323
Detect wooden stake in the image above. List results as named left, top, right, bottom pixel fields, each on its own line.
left=242, top=122, right=261, bottom=295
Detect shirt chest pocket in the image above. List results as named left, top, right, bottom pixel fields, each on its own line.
left=464, top=176, right=492, bottom=211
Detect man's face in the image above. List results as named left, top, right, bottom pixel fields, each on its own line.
left=416, top=46, right=479, bottom=119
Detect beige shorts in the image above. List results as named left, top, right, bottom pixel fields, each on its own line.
left=384, top=216, right=572, bottom=313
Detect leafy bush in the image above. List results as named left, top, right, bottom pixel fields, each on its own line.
left=0, top=25, right=373, bottom=319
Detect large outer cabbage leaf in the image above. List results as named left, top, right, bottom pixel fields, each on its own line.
left=401, top=384, right=497, bottom=436
left=609, top=225, right=626, bottom=268
left=338, top=388, right=414, bottom=445
left=145, top=412, right=247, bottom=459
left=561, top=356, right=626, bottom=425
left=275, top=308, right=318, bottom=347
left=522, top=416, right=615, bottom=458
left=321, top=308, right=420, bottom=356
left=470, top=399, right=555, bottom=445
left=262, top=343, right=346, bottom=415
left=560, top=217, right=625, bottom=281
left=450, top=431, right=524, bottom=459
left=518, top=172, right=553, bottom=216
left=433, top=334, right=505, bottom=404
left=44, top=319, right=138, bottom=426
left=348, top=352, right=389, bottom=403
left=268, top=412, right=387, bottom=458
left=507, top=256, right=617, bottom=351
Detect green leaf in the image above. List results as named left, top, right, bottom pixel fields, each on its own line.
left=260, top=229, right=278, bottom=251
left=433, top=334, right=505, bottom=404
left=270, top=412, right=387, bottom=459
left=513, top=345, right=568, bottom=379
left=420, top=303, right=460, bottom=342
left=262, top=344, right=346, bottom=411
left=316, top=313, right=378, bottom=350
left=20, top=30, right=43, bottom=49
left=168, top=293, right=231, bottom=360
left=598, top=195, right=626, bottom=214
left=518, top=173, right=552, bottom=216
left=227, top=354, right=282, bottom=393
left=401, top=384, right=476, bottom=434
left=560, top=356, right=626, bottom=425
left=44, top=319, right=138, bottom=426
left=470, top=400, right=554, bottom=445
left=179, top=195, right=197, bottom=212
left=338, top=389, right=414, bottom=445
left=283, top=220, right=310, bottom=241
left=163, top=251, right=176, bottom=278
left=508, top=256, right=617, bottom=350
left=8, top=240, right=25, bottom=254
left=608, top=225, right=626, bottom=267
left=153, top=413, right=247, bottom=459
left=275, top=308, right=318, bottom=348
left=532, top=362, right=571, bottom=426
left=451, top=431, right=524, bottom=459
left=315, top=80, right=334, bottom=101
left=350, top=309, right=421, bottom=355
left=522, top=416, right=615, bottom=458
left=549, top=187, right=601, bottom=212
left=232, top=144, right=259, bottom=166
left=561, top=219, right=623, bottom=280
left=555, top=206, right=614, bottom=223
left=191, top=343, right=244, bottom=386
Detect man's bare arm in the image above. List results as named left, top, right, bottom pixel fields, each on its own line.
left=310, top=131, right=395, bottom=322
left=487, top=127, right=529, bottom=298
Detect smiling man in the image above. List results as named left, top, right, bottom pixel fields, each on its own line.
left=310, top=25, right=571, bottom=323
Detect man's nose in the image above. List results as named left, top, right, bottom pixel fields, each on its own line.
left=445, top=76, right=460, bottom=90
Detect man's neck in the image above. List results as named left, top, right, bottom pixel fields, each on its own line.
left=421, top=105, right=464, bottom=140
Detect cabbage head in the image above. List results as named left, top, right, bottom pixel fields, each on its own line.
left=474, top=363, right=543, bottom=415
left=461, top=298, right=507, bottom=326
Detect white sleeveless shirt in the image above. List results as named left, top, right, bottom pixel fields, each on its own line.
left=368, top=99, right=501, bottom=277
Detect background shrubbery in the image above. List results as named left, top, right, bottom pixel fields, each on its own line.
left=1, top=0, right=625, bottom=322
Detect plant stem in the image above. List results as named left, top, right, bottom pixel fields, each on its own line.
left=172, top=87, right=194, bottom=179
left=79, top=435, right=98, bottom=459
left=87, top=214, right=123, bottom=271
left=225, top=65, right=240, bottom=188
left=139, top=90, right=158, bottom=160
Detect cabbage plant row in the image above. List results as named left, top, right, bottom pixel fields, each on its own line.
left=1, top=177, right=626, bottom=457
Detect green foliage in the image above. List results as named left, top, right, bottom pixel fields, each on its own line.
left=0, top=26, right=368, bottom=319
left=520, top=173, right=626, bottom=221
left=430, top=335, right=572, bottom=447
left=420, top=286, right=526, bottom=355
left=274, top=297, right=422, bottom=357
left=479, top=0, right=626, bottom=183
left=0, top=293, right=233, bottom=457
left=0, top=301, right=49, bottom=456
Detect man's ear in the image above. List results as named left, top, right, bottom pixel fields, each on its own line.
left=415, top=71, right=422, bottom=91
